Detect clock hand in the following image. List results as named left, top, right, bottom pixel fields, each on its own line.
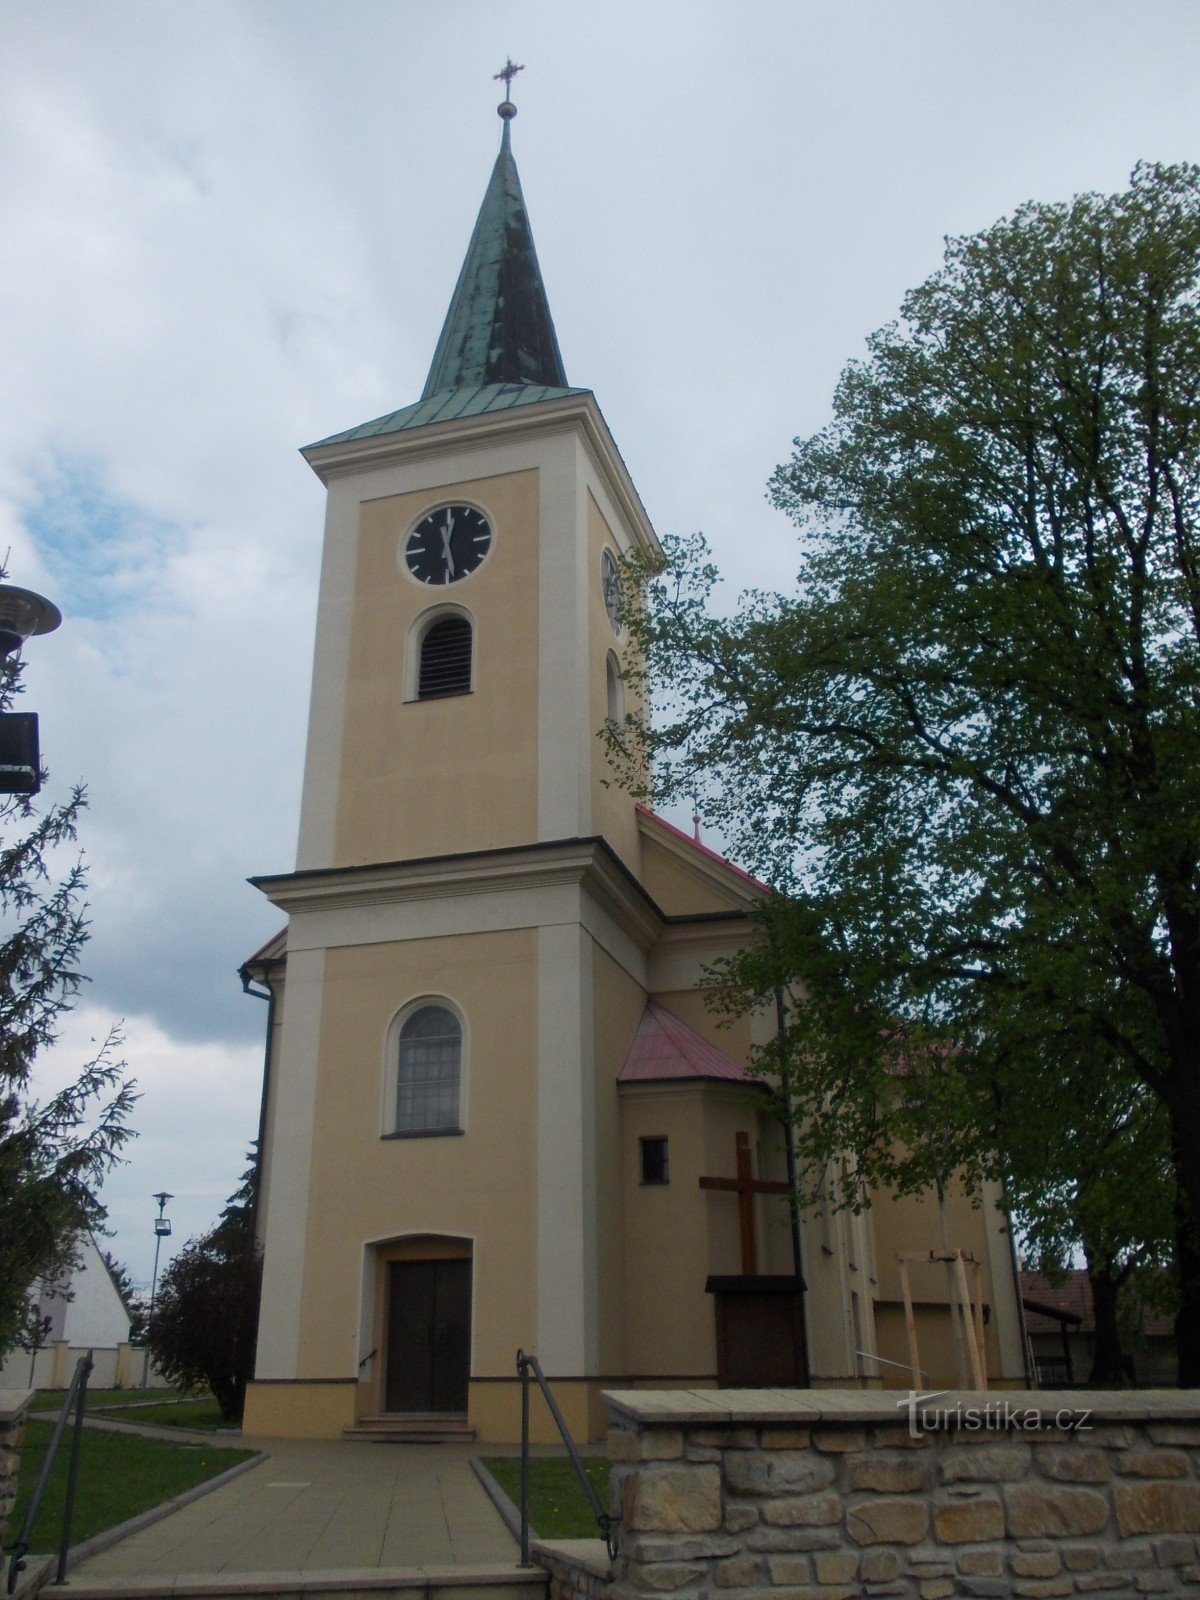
left=441, top=510, right=456, bottom=577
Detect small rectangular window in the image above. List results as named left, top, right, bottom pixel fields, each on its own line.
left=640, top=1135, right=669, bottom=1185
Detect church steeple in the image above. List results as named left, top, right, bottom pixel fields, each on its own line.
left=421, top=93, right=568, bottom=400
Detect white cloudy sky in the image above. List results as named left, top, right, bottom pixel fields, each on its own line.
left=4, top=0, right=1196, bottom=1288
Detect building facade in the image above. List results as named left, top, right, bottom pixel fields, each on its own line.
left=242, top=99, right=1027, bottom=1442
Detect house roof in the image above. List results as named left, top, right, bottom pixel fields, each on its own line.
left=1020, top=1268, right=1175, bottom=1339
left=308, top=380, right=590, bottom=449
left=618, top=1000, right=756, bottom=1086
left=636, top=803, right=769, bottom=898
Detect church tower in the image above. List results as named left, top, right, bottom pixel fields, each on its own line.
left=242, top=86, right=1028, bottom=1443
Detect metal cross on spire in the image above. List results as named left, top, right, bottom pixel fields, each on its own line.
left=494, top=56, right=524, bottom=103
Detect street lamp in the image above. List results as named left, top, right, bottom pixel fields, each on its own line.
left=141, top=1191, right=173, bottom=1391
left=0, top=580, right=61, bottom=796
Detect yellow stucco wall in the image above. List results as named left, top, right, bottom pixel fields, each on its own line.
left=588, top=491, right=642, bottom=874
left=870, top=1183, right=1008, bottom=1388
left=295, top=930, right=539, bottom=1399
left=334, top=469, right=540, bottom=865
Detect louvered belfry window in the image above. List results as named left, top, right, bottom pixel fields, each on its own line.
left=418, top=615, right=472, bottom=699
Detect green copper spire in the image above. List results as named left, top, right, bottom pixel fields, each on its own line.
left=421, top=92, right=568, bottom=399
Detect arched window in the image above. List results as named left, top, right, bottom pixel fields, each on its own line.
left=394, top=1004, right=462, bottom=1134
left=606, top=651, right=624, bottom=725
left=418, top=615, right=472, bottom=699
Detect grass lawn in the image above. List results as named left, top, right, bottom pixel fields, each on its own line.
left=34, top=1386, right=194, bottom=1410
left=9, top=1418, right=254, bottom=1556
left=91, top=1399, right=228, bottom=1431
left=481, top=1457, right=611, bottom=1540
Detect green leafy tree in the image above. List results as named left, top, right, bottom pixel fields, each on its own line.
left=145, top=1154, right=261, bottom=1420
left=616, top=162, right=1200, bottom=1382
left=0, top=646, right=136, bottom=1357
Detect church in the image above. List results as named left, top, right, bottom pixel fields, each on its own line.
left=240, top=83, right=1027, bottom=1443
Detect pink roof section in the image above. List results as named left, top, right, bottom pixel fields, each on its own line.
left=636, top=804, right=771, bottom=896
left=618, top=1000, right=756, bottom=1085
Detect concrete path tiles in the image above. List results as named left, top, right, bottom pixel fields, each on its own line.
left=68, top=1438, right=520, bottom=1582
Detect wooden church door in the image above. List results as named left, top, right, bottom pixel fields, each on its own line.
left=385, top=1258, right=472, bottom=1413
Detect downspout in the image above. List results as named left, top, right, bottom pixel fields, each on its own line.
left=240, top=961, right=276, bottom=1251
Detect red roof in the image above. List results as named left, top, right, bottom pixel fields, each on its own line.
left=618, top=1001, right=756, bottom=1085
left=636, top=803, right=769, bottom=895
left=1020, top=1269, right=1175, bottom=1339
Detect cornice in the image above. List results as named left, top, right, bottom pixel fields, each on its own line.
left=251, top=836, right=664, bottom=953
left=301, top=393, right=660, bottom=557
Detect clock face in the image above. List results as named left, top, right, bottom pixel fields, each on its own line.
left=405, top=504, right=492, bottom=585
left=601, top=549, right=623, bottom=633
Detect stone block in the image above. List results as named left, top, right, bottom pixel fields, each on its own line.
left=843, top=1452, right=934, bottom=1493
left=759, top=1493, right=841, bottom=1527
left=610, top=1427, right=685, bottom=1462
left=1036, top=1446, right=1112, bottom=1483
left=934, top=1491, right=1004, bottom=1543
left=870, top=1424, right=934, bottom=1450
left=764, top=1555, right=811, bottom=1585
left=1116, top=1481, right=1200, bottom=1536
left=1147, top=1424, right=1200, bottom=1447
left=1151, top=1533, right=1196, bottom=1565
left=745, top=1526, right=838, bottom=1553
left=713, top=1554, right=767, bottom=1587
left=958, top=1549, right=1004, bottom=1575
left=1120, top=1472, right=1200, bottom=1536
left=1072, top=1577, right=1133, bottom=1592
left=1107, top=1542, right=1153, bottom=1569
left=811, top=1427, right=866, bottom=1452
left=1063, top=1545, right=1102, bottom=1571
left=958, top=1581, right=1008, bottom=1598
left=1011, top=1580, right=1072, bottom=1597
left=623, top=1466, right=723, bottom=1533
left=684, top=1445, right=722, bottom=1463
left=724, top=1452, right=836, bottom=1497
left=691, top=1428, right=758, bottom=1449
left=1135, top=1575, right=1178, bottom=1593
left=939, top=1441, right=1032, bottom=1482
left=625, top=1534, right=743, bottom=1563
left=1004, top=1482, right=1110, bottom=1537
left=759, top=1427, right=811, bottom=1449
left=1010, top=1552, right=1063, bottom=1577
left=918, top=1582, right=954, bottom=1600
left=723, top=1506, right=758, bottom=1533
left=1118, top=1449, right=1189, bottom=1478
left=623, top=1560, right=706, bottom=1590
left=847, top=1495, right=930, bottom=1546
left=859, top=1549, right=902, bottom=1582
left=812, top=1550, right=857, bottom=1583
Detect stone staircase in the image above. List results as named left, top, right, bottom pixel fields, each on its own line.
left=343, top=1412, right=477, bottom=1444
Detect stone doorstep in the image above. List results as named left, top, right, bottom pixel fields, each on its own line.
left=59, top=1566, right=548, bottom=1600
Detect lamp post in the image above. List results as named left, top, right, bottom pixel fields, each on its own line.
left=141, top=1191, right=173, bottom=1391
left=0, top=580, right=61, bottom=795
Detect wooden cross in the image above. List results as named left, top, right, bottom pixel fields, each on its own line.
left=699, top=1130, right=791, bottom=1275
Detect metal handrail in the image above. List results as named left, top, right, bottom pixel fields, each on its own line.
left=5, top=1350, right=93, bottom=1592
left=515, top=1349, right=619, bottom=1564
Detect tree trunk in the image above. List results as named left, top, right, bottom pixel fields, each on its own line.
left=1085, top=1251, right=1129, bottom=1387
left=1169, top=1109, right=1200, bottom=1386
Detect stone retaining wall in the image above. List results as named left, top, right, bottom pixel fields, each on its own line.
left=0, top=1389, right=34, bottom=1549
left=603, top=1389, right=1200, bottom=1599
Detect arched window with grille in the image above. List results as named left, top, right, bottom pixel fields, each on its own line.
left=391, top=1003, right=463, bottom=1136
left=417, top=614, right=472, bottom=700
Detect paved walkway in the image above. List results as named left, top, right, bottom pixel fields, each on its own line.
left=66, top=1437, right=521, bottom=1581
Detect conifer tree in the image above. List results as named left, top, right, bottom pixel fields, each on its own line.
left=0, top=648, right=136, bottom=1357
